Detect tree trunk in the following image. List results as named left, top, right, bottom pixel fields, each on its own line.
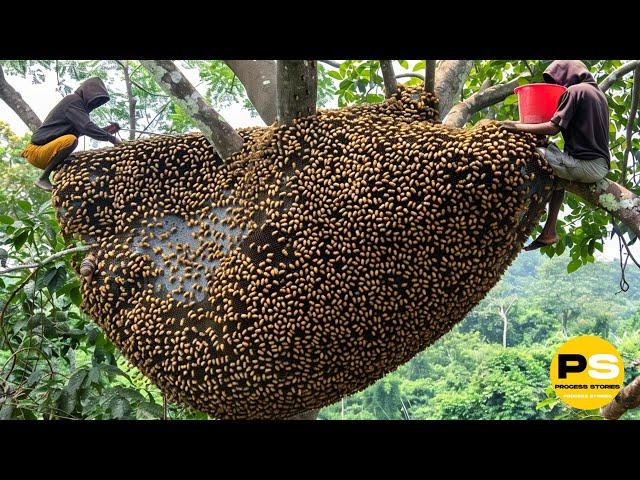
left=424, top=60, right=436, bottom=94
left=0, top=65, right=42, bottom=132
left=119, top=61, right=137, bottom=141
left=499, top=308, right=508, bottom=348
left=276, top=61, right=317, bottom=125
left=600, top=375, right=640, bottom=420
left=224, top=60, right=277, bottom=125
left=434, top=60, right=473, bottom=118
left=561, top=310, right=569, bottom=337
left=379, top=60, right=397, bottom=98
left=140, top=60, right=243, bottom=159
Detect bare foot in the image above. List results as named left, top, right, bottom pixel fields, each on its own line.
left=524, top=236, right=559, bottom=251
left=35, top=177, right=53, bottom=192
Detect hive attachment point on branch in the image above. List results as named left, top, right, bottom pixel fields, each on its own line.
left=276, top=60, right=317, bottom=125
left=140, top=60, right=243, bottom=160
left=379, top=60, right=398, bottom=98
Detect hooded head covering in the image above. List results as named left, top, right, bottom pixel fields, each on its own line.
left=75, top=77, right=110, bottom=111
left=542, top=60, right=596, bottom=88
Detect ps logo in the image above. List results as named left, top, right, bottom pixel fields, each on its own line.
left=558, top=353, right=620, bottom=380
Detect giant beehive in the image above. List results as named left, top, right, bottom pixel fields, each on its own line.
left=51, top=86, right=554, bottom=418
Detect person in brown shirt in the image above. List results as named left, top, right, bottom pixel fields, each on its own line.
left=21, top=77, right=121, bottom=192
left=501, top=60, right=611, bottom=251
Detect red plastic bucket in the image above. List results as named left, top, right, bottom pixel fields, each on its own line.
left=513, top=83, right=567, bottom=124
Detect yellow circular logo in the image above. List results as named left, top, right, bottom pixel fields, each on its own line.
left=550, top=335, right=624, bottom=410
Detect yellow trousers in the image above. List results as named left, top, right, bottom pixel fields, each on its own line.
left=21, top=134, right=77, bottom=170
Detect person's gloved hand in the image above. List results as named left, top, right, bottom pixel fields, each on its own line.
left=104, top=122, right=121, bottom=135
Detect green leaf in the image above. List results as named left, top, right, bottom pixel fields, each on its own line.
left=339, top=78, right=354, bottom=89
left=12, top=230, right=29, bottom=251
left=43, top=266, right=67, bottom=293
left=413, top=61, right=426, bottom=72
left=567, top=259, right=582, bottom=273
left=504, top=94, right=518, bottom=106
left=365, top=93, right=384, bottom=104
left=87, top=366, right=102, bottom=386
left=327, top=70, right=342, bottom=80
left=69, top=286, right=82, bottom=306
left=536, top=398, right=558, bottom=410
left=136, top=401, right=163, bottom=420
left=398, top=60, right=409, bottom=69
left=15, top=199, right=32, bottom=213
left=110, top=397, right=129, bottom=419
left=0, top=215, right=14, bottom=224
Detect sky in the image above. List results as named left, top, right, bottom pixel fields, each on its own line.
left=0, top=61, right=637, bottom=262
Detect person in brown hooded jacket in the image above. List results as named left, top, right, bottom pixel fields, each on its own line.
left=21, top=76, right=121, bottom=192
left=501, top=60, right=610, bottom=251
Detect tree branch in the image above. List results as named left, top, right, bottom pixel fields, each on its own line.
left=600, top=375, right=640, bottom=420
left=276, top=60, right=317, bottom=125
left=118, top=60, right=137, bottom=141
left=140, top=60, right=243, bottom=159
left=0, top=245, right=93, bottom=275
left=224, top=60, right=277, bottom=125
left=621, top=66, right=640, bottom=184
left=600, top=60, right=640, bottom=93
left=444, top=77, right=522, bottom=127
left=379, top=60, right=398, bottom=98
left=434, top=60, right=474, bottom=117
left=396, top=73, right=424, bottom=81
left=425, top=60, right=436, bottom=95
left=565, top=179, right=640, bottom=239
left=0, top=65, right=42, bottom=132
left=319, top=60, right=340, bottom=69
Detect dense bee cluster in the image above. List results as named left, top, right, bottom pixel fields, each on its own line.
left=51, top=86, right=554, bottom=419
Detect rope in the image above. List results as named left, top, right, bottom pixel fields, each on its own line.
left=611, top=222, right=640, bottom=293
left=118, top=127, right=177, bottom=138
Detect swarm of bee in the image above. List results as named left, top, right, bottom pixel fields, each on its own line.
left=51, top=86, right=554, bottom=419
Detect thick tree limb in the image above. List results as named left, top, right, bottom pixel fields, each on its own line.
left=0, top=245, right=93, bottom=275
left=276, top=61, right=317, bottom=125
left=600, top=60, right=640, bottom=93
left=379, top=60, right=398, bottom=98
left=444, top=78, right=522, bottom=127
left=140, top=60, right=243, bottom=159
left=117, top=61, right=137, bottom=141
left=425, top=60, right=436, bottom=95
left=224, top=60, right=277, bottom=125
left=565, top=179, right=640, bottom=238
left=0, top=65, right=42, bottom=132
left=434, top=60, right=473, bottom=118
left=621, top=66, right=640, bottom=183
left=600, top=375, right=640, bottom=420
